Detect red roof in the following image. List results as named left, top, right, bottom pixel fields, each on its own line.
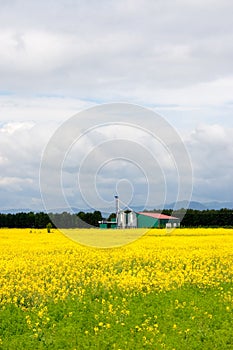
left=138, top=212, right=179, bottom=220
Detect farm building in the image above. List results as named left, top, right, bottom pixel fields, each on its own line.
left=137, top=212, right=180, bottom=228
left=99, top=218, right=117, bottom=229
left=100, top=210, right=180, bottom=229
left=99, top=196, right=180, bottom=229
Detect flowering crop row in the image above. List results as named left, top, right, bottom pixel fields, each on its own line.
left=1, top=228, right=233, bottom=309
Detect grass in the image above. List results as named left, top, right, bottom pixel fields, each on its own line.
left=1, top=285, right=233, bottom=349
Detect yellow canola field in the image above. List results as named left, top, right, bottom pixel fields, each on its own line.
left=1, top=228, right=233, bottom=309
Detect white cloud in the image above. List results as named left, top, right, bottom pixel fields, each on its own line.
left=0, top=95, right=93, bottom=124
left=187, top=124, right=233, bottom=201
left=0, top=0, right=233, bottom=103
left=0, top=177, right=33, bottom=190
left=0, top=117, right=232, bottom=209
left=0, top=155, right=8, bottom=165
left=0, top=121, right=34, bottom=134
left=0, top=0, right=233, bottom=209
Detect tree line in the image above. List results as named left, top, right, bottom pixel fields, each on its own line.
left=161, top=208, right=233, bottom=228
left=0, top=211, right=103, bottom=229
left=0, top=208, right=232, bottom=228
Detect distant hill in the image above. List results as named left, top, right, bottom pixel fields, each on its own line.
left=0, top=208, right=33, bottom=214
left=0, top=207, right=93, bottom=215
left=1, top=201, right=233, bottom=214
left=203, top=201, right=233, bottom=210
left=164, top=201, right=207, bottom=210
left=150, top=201, right=233, bottom=211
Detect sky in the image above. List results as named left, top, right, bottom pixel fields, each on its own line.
left=0, top=0, right=233, bottom=212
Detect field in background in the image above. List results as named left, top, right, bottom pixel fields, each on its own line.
left=1, top=228, right=233, bottom=349
left=62, top=227, right=147, bottom=247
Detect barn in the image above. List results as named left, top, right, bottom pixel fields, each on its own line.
left=100, top=210, right=180, bottom=229
left=99, top=196, right=180, bottom=229
left=137, top=212, right=180, bottom=228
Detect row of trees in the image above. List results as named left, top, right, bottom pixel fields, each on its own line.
left=161, top=208, right=233, bottom=228
left=0, top=211, right=103, bottom=228
left=0, top=208, right=232, bottom=228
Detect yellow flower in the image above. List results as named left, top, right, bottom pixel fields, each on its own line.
left=1, top=227, right=233, bottom=316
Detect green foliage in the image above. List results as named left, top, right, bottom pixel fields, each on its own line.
left=46, top=223, right=52, bottom=233
left=77, top=210, right=102, bottom=227
left=0, top=212, right=51, bottom=229
left=0, top=211, right=103, bottom=229
left=107, top=212, right=116, bottom=221
left=0, top=209, right=232, bottom=229
left=1, top=284, right=233, bottom=349
left=161, top=208, right=233, bottom=228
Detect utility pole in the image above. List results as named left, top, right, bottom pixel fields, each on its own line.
left=115, top=195, right=119, bottom=227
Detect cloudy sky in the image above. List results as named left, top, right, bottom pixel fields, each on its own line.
left=0, top=0, right=233, bottom=212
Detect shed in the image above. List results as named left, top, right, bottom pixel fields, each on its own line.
left=137, top=212, right=180, bottom=228
left=99, top=218, right=117, bottom=229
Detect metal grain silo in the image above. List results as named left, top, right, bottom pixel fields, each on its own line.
left=127, top=211, right=137, bottom=228
left=118, top=210, right=126, bottom=228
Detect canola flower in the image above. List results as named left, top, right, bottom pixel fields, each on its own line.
left=1, top=228, right=233, bottom=309
left=1, top=228, right=233, bottom=349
